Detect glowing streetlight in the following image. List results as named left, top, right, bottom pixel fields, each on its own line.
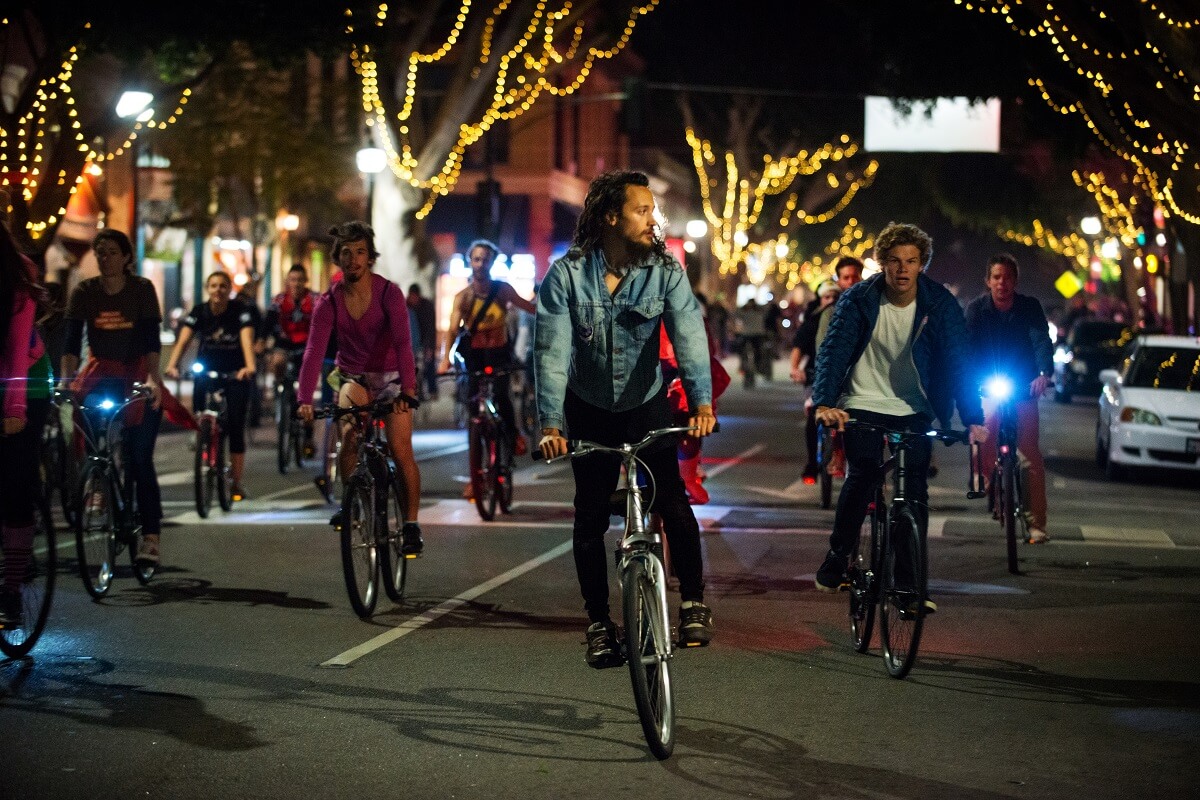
left=685, top=219, right=708, bottom=239
left=356, top=147, right=387, bottom=221
left=116, top=90, right=155, bottom=274
left=115, top=91, right=154, bottom=119
left=1080, top=216, right=1102, bottom=236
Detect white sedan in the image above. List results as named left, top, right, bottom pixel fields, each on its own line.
left=1096, top=335, right=1200, bottom=479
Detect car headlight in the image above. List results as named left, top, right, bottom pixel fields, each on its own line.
left=1119, top=407, right=1162, bottom=425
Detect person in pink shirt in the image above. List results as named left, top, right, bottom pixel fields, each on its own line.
left=297, top=221, right=424, bottom=554
left=0, top=226, right=50, bottom=628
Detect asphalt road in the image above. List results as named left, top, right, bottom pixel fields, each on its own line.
left=2, top=364, right=1198, bottom=800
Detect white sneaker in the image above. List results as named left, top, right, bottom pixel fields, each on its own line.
left=1027, top=528, right=1048, bottom=544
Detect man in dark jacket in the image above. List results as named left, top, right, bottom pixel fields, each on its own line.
left=811, top=223, right=986, bottom=609
left=964, top=253, right=1054, bottom=543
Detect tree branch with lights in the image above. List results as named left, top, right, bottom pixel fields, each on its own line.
left=680, top=96, right=878, bottom=291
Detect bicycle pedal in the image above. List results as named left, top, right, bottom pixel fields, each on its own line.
left=404, top=553, right=419, bottom=560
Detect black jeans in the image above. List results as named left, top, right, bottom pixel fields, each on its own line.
left=0, top=397, right=48, bottom=528
left=829, top=409, right=932, bottom=571
left=564, top=388, right=705, bottom=623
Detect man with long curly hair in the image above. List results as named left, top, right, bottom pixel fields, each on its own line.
left=535, top=170, right=717, bottom=667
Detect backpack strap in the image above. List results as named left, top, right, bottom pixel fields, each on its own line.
left=467, top=281, right=502, bottom=336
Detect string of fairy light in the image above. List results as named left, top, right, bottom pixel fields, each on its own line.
left=998, top=169, right=1165, bottom=278
left=0, top=18, right=192, bottom=239
left=685, top=126, right=878, bottom=278
left=950, top=0, right=1200, bottom=226
left=763, top=219, right=878, bottom=291
left=349, top=1, right=659, bottom=219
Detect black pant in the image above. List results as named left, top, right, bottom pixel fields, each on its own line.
left=0, top=397, right=48, bottom=528
left=829, top=409, right=932, bottom=574
left=195, top=377, right=250, bottom=454
left=564, top=388, right=705, bottom=623
left=121, top=405, right=164, bottom=537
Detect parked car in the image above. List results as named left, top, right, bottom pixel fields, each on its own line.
left=1095, top=335, right=1200, bottom=479
left=1054, top=319, right=1133, bottom=402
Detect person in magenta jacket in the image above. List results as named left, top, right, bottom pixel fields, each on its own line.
left=297, top=221, right=424, bottom=555
left=0, top=226, right=51, bottom=628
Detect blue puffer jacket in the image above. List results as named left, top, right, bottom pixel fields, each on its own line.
left=812, top=273, right=983, bottom=428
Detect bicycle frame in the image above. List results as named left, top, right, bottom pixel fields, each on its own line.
left=75, top=390, right=148, bottom=532
left=543, top=424, right=697, bottom=758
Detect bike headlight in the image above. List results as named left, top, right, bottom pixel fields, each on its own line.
left=98, top=398, right=116, bottom=411
left=192, top=362, right=206, bottom=374
left=984, top=375, right=1014, bottom=401
left=1053, top=348, right=1073, bottom=365
left=1119, top=407, right=1162, bottom=425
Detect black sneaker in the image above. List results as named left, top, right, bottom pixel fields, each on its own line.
left=0, top=590, right=22, bottom=630
left=585, top=620, right=624, bottom=669
left=401, top=522, right=424, bottom=556
left=815, top=550, right=849, bottom=593
left=679, top=601, right=714, bottom=647
left=330, top=509, right=344, bottom=530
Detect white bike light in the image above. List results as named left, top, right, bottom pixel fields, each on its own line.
left=984, top=375, right=1014, bottom=401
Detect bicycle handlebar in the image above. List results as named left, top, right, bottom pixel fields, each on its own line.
left=845, top=418, right=970, bottom=445
left=532, top=423, right=720, bottom=462
left=302, top=392, right=421, bottom=421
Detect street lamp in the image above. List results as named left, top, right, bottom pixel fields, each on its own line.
left=356, top=146, right=387, bottom=223
left=1080, top=216, right=1102, bottom=236
left=116, top=90, right=154, bottom=273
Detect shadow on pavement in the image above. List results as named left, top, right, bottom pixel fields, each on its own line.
left=90, top=577, right=333, bottom=610
left=0, top=655, right=266, bottom=751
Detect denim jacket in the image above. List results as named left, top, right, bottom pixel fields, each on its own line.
left=534, top=248, right=712, bottom=430
left=813, top=273, right=984, bottom=428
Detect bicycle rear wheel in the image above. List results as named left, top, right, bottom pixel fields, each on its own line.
left=879, top=506, right=925, bottom=679
left=275, top=389, right=292, bottom=475
left=469, top=420, right=498, bottom=521
left=0, top=500, right=56, bottom=658
left=340, top=479, right=379, bottom=618
left=1001, top=459, right=1020, bottom=575
left=622, top=555, right=675, bottom=760
left=379, top=472, right=408, bottom=603
left=849, top=502, right=879, bottom=653
left=194, top=417, right=215, bottom=518
left=216, top=428, right=233, bottom=512
left=75, top=464, right=116, bottom=598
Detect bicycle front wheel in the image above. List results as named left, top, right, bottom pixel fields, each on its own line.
left=0, top=500, right=57, bottom=657
left=469, top=421, right=498, bottom=521
left=379, top=472, right=408, bottom=603
left=75, top=464, right=116, bottom=598
left=340, top=479, right=379, bottom=618
left=497, top=433, right=514, bottom=514
left=1001, top=459, right=1020, bottom=575
left=275, top=389, right=292, bottom=475
left=879, top=506, right=925, bottom=679
left=216, top=428, right=233, bottom=512
left=194, top=417, right=215, bottom=518
left=622, top=555, right=675, bottom=760
left=849, top=504, right=879, bottom=653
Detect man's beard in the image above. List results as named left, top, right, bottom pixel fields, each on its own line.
left=344, top=269, right=364, bottom=283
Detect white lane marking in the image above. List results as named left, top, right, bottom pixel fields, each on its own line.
left=167, top=442, right=471, bottom=516
left=1079, top=526, right=1174, bottom=547
left=320, top=539, right=574, bottom=667
left=703, top=443, right=766, bottom=480
left=927, top=515, right=947, bottom=538
left=157, top=469, right=193, bottom=487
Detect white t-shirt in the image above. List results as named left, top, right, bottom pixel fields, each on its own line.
left=840, top=294, right=933, bottom=418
